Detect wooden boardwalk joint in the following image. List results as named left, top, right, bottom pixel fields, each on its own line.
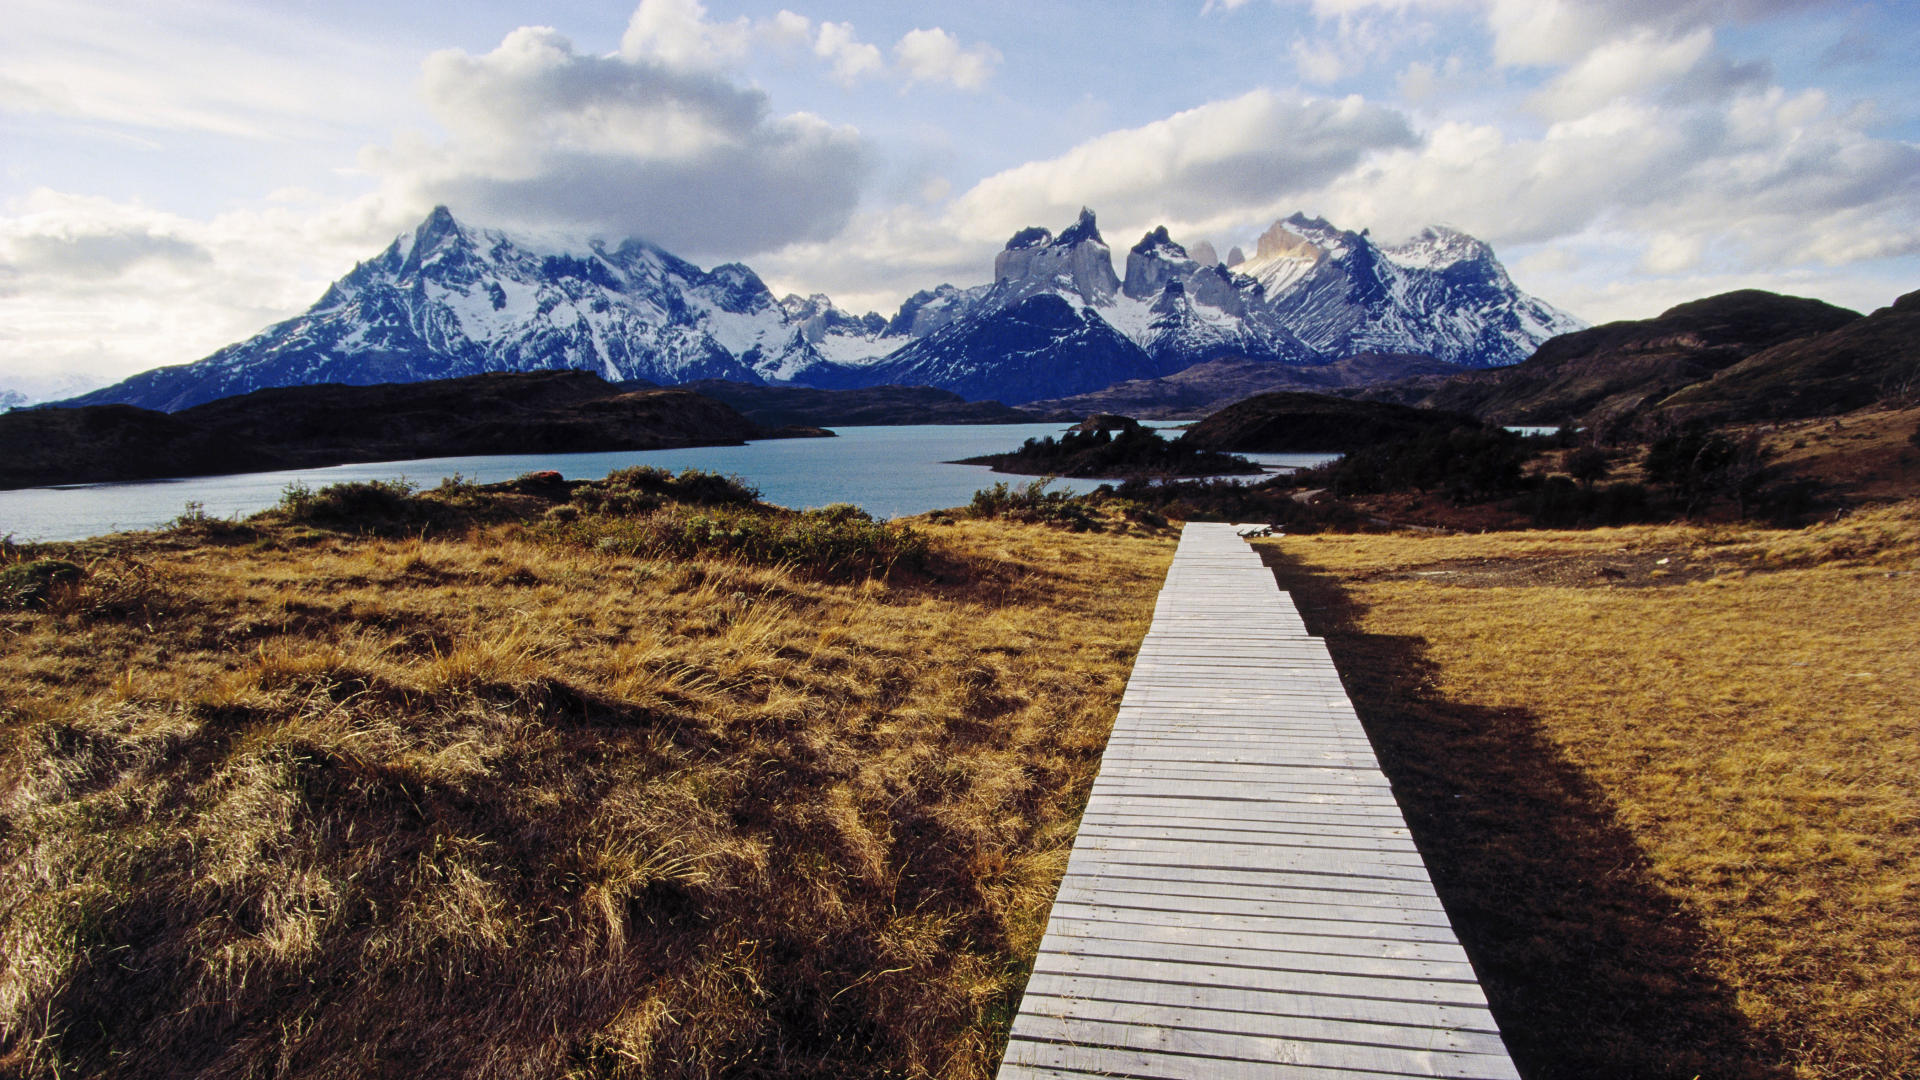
left=998, top=522, right=1519, bottom=1079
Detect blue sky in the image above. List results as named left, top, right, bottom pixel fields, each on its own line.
left=3, top=0, right=1917, bottom=397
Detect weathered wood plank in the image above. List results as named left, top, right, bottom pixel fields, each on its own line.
left=1006, top=1012, right=1520, bottom=1078
left=1021, top=972, right=1502, bottom=1037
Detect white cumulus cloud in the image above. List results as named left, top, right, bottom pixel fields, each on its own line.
left=615, top=0, right=1000, bottom=92
left=814, top=21, right=885, bottom=85
left=367, top=25, right=870, bottom=258
left=893, top=28, right=1002, bottom=91
left=948, top=89, right=1418, bottom=243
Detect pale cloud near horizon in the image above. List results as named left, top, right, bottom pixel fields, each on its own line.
left=1, top=0, right=1915, bottom=394
left=0, top=190, right=400, bottom=396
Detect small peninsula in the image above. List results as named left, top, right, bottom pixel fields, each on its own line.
left=956, top=416, right=1261, bottom=478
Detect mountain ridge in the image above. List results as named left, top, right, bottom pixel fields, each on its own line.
left=61, top=205, right=1584, bottom=411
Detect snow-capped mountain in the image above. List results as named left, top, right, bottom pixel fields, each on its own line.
left=1237, top=214, right=1583, bottom=367
left=0, top=389, right=28, bottom=414
left=64, top=207, right=901, bottom=412
left=1113, top=226, right=1318, bottom=369
left=807, top=210, right=1164, bottom=401
left=66, top=205, right=1582, bottom=412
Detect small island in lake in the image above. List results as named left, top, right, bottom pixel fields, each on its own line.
left=956, top=414, right=1262, bottom=478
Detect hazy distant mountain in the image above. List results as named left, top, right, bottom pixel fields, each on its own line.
left=64, top=205, right=1582, bottom=411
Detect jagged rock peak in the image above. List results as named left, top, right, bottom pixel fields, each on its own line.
left=1225, top=246, right=1246, bottom=267
left=1255, top=217, right=1330, bottom=262
left=416, top=204, right=462, bottom=244
left=1005, top=225, right=1052, bottom=251
left=710, top=262, right=768, bottom=290
left=1123, top=226, right=1198, bottom=301
left=397, top=204, right=472, bottom=277
left=1055, top=207, right=1104, bottom=247
left=1130, top=226, right=1187, bottom=258
left=1188, top=240, right=1220, bottom=268
left=885, top=283, right=979, bottom=337
left=993, top=208, right=1121, bottom=303
left=1383, top=225, right=1494, bottom=270
left=779, top=292, right=835, bottom=319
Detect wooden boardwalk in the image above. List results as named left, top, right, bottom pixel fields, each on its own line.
left=998, top=522, right=1519, bottom=1079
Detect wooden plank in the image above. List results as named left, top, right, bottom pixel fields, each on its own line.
left=1042, top=909, right=1473, bottom=964
left=1006, top=1012, right=1519, bottom=1079
left=998, top=1014, right=1520, bottom=1068
left=1058, top=857, right=1448, bottom=904
left=1028, top=949, right=1492, bottom=1009
left=1049, top=883, right=1456, bottom=933
left=1021, top=972, right=1502, bottom=1037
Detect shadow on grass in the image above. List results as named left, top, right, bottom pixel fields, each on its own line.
left=1256, top=545, right=1790, bottom=1080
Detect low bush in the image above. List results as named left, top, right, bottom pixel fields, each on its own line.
left=569, top=467, right=759, bottom=516
left=166, top=500, right=257, bottom=542
left=0, top=558, right=83, bottom=610
left=1314, top=425, right=1529, bottom=502
left=546, top=502, right=927, bottom=579
left=1644, top=426, right=1771, bottom=516
left=274, top=478, right=419, bottom=531
left=966, top=478, right=1099, bottom=531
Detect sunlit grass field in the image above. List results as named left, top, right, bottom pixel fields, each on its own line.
left=7, top=471, right=1917, bottom=1078
left=0, top=481, right=1175, bottom=1079
left=1260, top=502, right=1920, bottom=1079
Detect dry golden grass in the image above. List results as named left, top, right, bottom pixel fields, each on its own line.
left=0, top=502, right=1175, bottom=1078
left=1257, top=502, right=1920, bottom=1079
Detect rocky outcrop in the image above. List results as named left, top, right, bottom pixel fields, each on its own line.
left=1123, top=227, right=1199, bottom=301
left=992, top=207, right=1121, bottom=306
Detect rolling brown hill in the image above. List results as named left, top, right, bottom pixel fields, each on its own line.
left=1360, top=290, right=1864, bottom=428
left=1177, top=391, right=1487, bottom=453
left=1657, top=290, right=1920, bottom=422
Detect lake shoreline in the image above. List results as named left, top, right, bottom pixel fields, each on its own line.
left=0, top=423, right=1111, bottom=543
